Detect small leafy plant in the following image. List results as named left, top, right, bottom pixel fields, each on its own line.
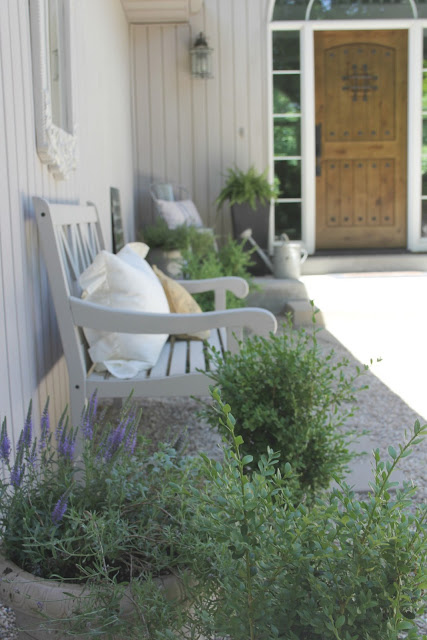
left=215, top=165, right=279, bottom=211
left=140, top=218, right=192, bottom=251
left=204, top=315, right=367, bottom=498
left=181, top=234, right=256, bottom=311
left=183, top=390, right=427, bottom=640
left=141, top=219, right=255, bottom=311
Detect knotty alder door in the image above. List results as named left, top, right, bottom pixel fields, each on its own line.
left=315, top=30, right=408, bottom=249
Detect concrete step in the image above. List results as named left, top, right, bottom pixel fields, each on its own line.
left=247, top=277, right=323, bottom=325
left=302, top=252, right=427, bottom=275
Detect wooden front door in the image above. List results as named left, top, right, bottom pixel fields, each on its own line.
left=315, top=30, right=407, bottom=249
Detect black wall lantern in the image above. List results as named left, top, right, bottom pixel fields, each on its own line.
left=190, top=32, right=213, bottom=79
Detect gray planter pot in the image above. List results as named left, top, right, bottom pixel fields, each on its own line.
left=231, top=200, right=270, bottom=275
left=146, top=248, right=184, bottom=278
left=0, top=555, right=184, bottom=639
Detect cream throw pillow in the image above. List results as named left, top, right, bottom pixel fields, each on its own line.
left=152, top=266, right=210, bottom=341
left=157, top=199, right=203, bottom=229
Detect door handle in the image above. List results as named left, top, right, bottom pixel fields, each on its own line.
left=315, top=123, right=322, bottom=176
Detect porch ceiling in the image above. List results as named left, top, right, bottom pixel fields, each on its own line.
left=120, top=0, right=202, bottom=23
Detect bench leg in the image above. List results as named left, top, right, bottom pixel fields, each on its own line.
left=69, top=385, right=86, bottom=430
left=69, top=385, right=87, bottom=460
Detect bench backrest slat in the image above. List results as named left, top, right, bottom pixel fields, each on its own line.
left=34, top=198, right=105, bottom=381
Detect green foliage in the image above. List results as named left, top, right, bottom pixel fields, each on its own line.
left=215, top=165, right=280, bottom=211
left=182, top=390, right=427, bottom=640
left=0, top=391, right=426, bottom=639
left=181, top=234, right=256, bottom=312
left=140, top=220, right=255, bottom=312
left=0, top=396, right=201, bottom=637
left=203, top=315, right=367, bottom=498
left=140, top=218, right=191, bottom=251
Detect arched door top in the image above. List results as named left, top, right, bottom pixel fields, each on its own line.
left=269, top=0, right=419, bottom=21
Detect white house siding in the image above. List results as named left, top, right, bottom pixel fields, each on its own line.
left=0, top=0, right=134, bottom=453
left=131, top=0, right=270, bottom=238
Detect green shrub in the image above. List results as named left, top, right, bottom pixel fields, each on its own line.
left=181, top=234, right=255, bottom=311
left=140, top=218, right=191, bottom=251
left=183, top=390, right=427, bottom=640
left=203, top=315, right=367, bottom=497
left=141, top=221, right=255, bottom=311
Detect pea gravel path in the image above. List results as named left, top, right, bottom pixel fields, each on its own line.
left=134, top=320, right=426, bottom=503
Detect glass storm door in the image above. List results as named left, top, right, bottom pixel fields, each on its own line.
left=315, top=30, right=408, bottom=249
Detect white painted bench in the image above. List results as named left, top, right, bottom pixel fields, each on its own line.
left=34, top=197, right=277, bottom=428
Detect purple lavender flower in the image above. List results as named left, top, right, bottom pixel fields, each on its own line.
left=39, top=400, right=50, bottom=451
left=22, top=402, right=33, bottom=448
left=104, top=415, right=131, bottom=461
left=16, top=432, right=24, bottom=458
left=81, top=391, right=98, bottom=441
left=81, top=413, right=91, bottom=441
left=10, top=461, right=25, bottom=488
left=58, top=427, right=76, bottom=462
left=0, top=419, right=11, bottom=463
left=51, top=494, right=68, bottom=524
left=55, top=410, right=67, bottom=444
left=104, top=428, right=125, bottom=461
left=28, top=441, right=38, bottom=468
left=124, top=420, right=138, bottom=455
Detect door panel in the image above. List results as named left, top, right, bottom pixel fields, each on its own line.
left=315, top=30, right=407, bottom=249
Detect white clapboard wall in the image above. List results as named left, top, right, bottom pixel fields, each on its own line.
left=0, top=0, right=134, bottom=454
left=131, top=0, right=270, bottom=238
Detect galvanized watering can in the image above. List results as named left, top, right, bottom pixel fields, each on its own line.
left=239, top=229, right=308, bottom=279
left=272, top=234, right=308, bottom=279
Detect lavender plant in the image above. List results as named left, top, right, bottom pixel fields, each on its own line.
left=0, top=394, right=201, bottom=637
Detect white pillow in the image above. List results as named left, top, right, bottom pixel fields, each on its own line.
left=157, top=199, right=203, bottom=229
left=79, top=245, right=170, bottom=379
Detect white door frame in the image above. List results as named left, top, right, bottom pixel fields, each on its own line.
left=268, top=18, right=427, bottom=254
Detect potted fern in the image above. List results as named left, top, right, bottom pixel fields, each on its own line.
left=215, top=166, right=279, bottom=274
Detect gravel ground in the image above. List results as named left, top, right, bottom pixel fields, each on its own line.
left=0, top=605, right=17, bottom=640
left=2, top=319, right=425, bottom=638
left=134, top=320, right=427, bottom=504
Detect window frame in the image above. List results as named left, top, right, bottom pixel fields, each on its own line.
left=29, top=0, right=78, bottom=180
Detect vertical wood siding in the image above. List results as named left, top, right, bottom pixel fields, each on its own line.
left=0, top=0, right=134, bottom=453
left=131, top=0, right=270, bottom=238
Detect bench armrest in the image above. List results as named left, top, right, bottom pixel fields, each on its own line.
left=69, top=297, right=277, bottom=338
left=175, top=276, right=248, bottom=310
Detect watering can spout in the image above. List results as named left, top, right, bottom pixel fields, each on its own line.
left=239, top=228, right=274, bottom=273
